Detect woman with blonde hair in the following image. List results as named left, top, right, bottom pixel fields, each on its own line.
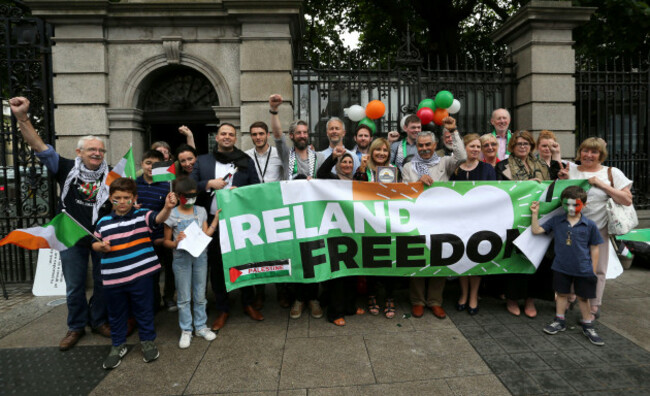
left=355, top=137, right=399, bottom=319
left=480, top=134, right=499, bottom=167
left=450, top=134, right=496, bottom=314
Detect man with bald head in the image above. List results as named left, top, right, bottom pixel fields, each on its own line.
left=10, top=96, right=111, bottom=351
left=489, top=108, right=512, bottom=160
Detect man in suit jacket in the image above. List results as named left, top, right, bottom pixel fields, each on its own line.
left=191, top=123, right=262, bottom=331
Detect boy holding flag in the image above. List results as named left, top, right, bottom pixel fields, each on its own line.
left=136, top=150, right=177, bottom=312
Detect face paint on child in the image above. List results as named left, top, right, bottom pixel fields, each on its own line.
left=179, top=193, right=198, bottom=208
left=561, top=198, right=584, bottom=216
left=111, top=199, right=133, bottom=205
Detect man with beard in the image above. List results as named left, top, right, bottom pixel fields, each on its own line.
left=351, top=124, right=372, bottom=162
left=435, top=127, right=457, bottom=157
left=244, top=120, right=290, bottom=309
left=269, top=94, right=324, bottom=180
left=402, top=117, right=466, bottom=320
left=390, top=114, right=421, bottom=172
left=10, top=96, right=111, bottom=350
left=269, top=94, right=324, bottom=320
left=191, top=123, right=263, bottom=331
left=489, top=108, right=512, bottom=160
left=318, top=117, right=360, bottom=174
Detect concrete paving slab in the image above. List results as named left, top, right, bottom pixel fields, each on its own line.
left=364, top=329, right=490, bottom=382
left=598, top=296, right=650, bottom=352
left=445, top=374, right=512, bottom=396
left=278, top=335, right=375, bottom=390
left=90, top=339, right=210, bottom=396
left=0, top=304, right=109, bottom=349
left=307, top=379, right=455, bottom=396
left=307, top=307, right=417, bottom=337
left=185, top=335, right=285, bottom=394
left=286, top=315, right=309, bottom=339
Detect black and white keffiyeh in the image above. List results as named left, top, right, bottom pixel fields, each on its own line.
left=288, top=148, right=317, bottom=179
left=61, top=156, right=109, bottom=223
left=410, top=152, right=441, bottom=177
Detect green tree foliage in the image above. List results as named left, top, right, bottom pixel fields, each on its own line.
left=301, top=0, right=649, bottom=67
left=573, top=0, right=650, bottom=62
left=301, top=0, right=525, bottom=67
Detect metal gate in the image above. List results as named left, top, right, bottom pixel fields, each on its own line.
left=0, top=1, right=56, bottom=286
left=293, top=34, right=516, bottom=150
left=575, top=56, right=650, bottom=209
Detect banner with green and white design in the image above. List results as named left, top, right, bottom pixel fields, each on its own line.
left=218, top=179, right=590, bottom=291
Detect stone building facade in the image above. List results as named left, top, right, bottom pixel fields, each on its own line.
left=26, top=0, right=302, bottom=164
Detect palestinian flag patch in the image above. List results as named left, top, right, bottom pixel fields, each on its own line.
left=229, top=260, right=291, bottom=283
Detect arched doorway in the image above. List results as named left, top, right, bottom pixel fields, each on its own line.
left=139, top=65, right=219, bottom=156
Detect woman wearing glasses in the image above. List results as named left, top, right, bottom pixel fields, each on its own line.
left=496, top=130, right=560, bottom=317
left=480, top=134, right=500, bottom=167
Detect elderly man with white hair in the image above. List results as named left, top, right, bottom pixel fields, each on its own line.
left=10, top=96, right=111, bottom=351
left=401, top=116, right=466, bottom=320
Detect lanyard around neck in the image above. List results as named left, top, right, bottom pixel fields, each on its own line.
left=253, top=147, right=272, bottom=183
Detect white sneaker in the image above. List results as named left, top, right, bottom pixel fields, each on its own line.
left=179, top=330, right=192, bottom=349
left=196, top=327, right=217, bottom=341
left=290, top=300, right=304, bottom=319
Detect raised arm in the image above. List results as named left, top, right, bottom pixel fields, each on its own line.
left=9, top=97, right=48, bottom=152
left=269, top=94, right=283, bottom=139
left=178, top=125, right=196, bottom=149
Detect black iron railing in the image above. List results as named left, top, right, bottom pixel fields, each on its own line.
left=293, top=34, right=516, bottom=151
left=0, top=1, right=56, bottom=286
left=575, top=56, right=650, bottom=209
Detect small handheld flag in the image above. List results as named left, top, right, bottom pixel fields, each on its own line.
left=152, top=161, right=176, bottom=183
left=0, top=212, right=89, bottom=251
left=105, top=146, right=136, bottom=186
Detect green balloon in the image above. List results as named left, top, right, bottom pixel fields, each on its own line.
left=358, top=117, right=377, bottom=134
left=418, top=98, right=436, bottom=111
left=434, top=90, right=454, bottom=109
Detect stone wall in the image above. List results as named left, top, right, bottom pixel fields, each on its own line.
left=26, top=0, right=302, bottom=163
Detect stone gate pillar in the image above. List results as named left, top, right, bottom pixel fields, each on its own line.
left=492, top=1, right=595, bottom=156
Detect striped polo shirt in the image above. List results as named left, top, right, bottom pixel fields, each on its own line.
left=94, top=208, right=161, bottom=288
left=135, top=175, right=170, bottom=240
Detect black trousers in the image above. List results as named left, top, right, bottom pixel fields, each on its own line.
left=207, top=221, right=254, bottom=313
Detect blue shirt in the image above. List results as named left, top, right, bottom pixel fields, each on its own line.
left=541, top=214, right=604, bottom=276
left=135, top=175, right=170, bottom=240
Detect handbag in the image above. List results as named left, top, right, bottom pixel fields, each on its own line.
left=605, top=167, right=638, bottom=235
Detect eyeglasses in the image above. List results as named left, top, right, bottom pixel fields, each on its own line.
left=84, top=147, right=107, bottom=154
left=515, top=142, right=530, bottom=147
left=482, top=142, right=498, bottom=148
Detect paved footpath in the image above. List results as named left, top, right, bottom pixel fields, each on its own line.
left=0, top=267, right=649, bottom=396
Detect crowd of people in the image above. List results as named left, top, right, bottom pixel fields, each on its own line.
left=8, top=93, right=634, bottom=369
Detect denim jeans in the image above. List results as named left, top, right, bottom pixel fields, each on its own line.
left=60, top=244, right=107, bottom=331
left=173, top=249, right=209, bottom=332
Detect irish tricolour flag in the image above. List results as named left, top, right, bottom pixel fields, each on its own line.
left=0, top=213, right=88, bottom=251
left=152, top=161, right=176, bottom=183
left=105, top=146, right=136, bottom=186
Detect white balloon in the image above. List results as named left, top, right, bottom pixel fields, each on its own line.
left=448, top=99, right=461, bottom=114
left=348, top=105, right=366, bottom=122
left=400, top=115, right=410, bottom=130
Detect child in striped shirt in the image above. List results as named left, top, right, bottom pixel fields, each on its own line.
left=93, top=177, right=176, bottom=369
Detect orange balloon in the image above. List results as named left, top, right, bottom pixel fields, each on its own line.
left=432, top=108, right=449, bottom=126
left=365, top=100, right=386, bottom=120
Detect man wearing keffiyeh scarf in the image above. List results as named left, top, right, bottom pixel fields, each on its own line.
left=9, top=96, right=111, bottom=352
left=401, top=117, right=467, bottom=321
